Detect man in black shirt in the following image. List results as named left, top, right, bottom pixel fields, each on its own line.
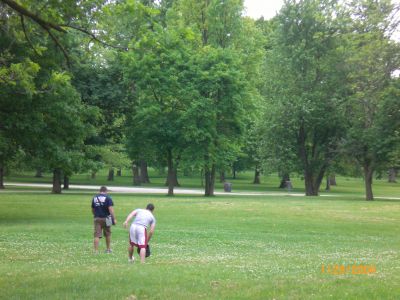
left=91, top=186, right=117, bottom=253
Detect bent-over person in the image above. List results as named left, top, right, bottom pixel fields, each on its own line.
left=123, top=203, right=156, bottom=263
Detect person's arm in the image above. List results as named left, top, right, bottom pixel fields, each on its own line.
left=91, top=199, right=95, bottom=216
left=123, top=210, right=137, bottom=228
left=147, top=223, right=156, bottom=242
left=108, top=206, right=117, bottom=225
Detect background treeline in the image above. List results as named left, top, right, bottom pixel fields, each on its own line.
left=1, top=0, right=399, bottom=200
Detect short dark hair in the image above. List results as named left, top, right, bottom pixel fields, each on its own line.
left=146, top=203, right=155, bottom=211
left=100, top=186, right=108, bottom=192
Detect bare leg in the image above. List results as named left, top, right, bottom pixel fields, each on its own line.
left=94, top=237, right=100, bottom=252
left=105, top=235, right=111, bottom=251
left=128, top=245, right=134, bottom=260
left=140, top=247, right=146, bottom=263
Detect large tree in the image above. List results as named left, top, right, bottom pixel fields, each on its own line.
left=0, top=1, right=97, bottom=192
left=174, top=0, right=263, bottom=196
left=122, top=9, right=197, bottom=195
left=183, top=46, right=252, bottom=195
left=260, top=0, right=349, bottom=196
left=343, top=0, right=400, bottom=200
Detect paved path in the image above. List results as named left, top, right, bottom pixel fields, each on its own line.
left=5, top=182, right=307, bottom=197
left=4, top=182, right=400, bottom=200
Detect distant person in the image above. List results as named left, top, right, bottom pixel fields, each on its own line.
left=123, top=203, right=156, bottom=263
left=91, top=186, right=117, bottom=253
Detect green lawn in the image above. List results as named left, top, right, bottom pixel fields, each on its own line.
left=1, top=185, right=400, bottom=299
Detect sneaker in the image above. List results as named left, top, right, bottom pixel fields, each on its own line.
left=128, top=257, right=135, bottom=263
left=105, top=249, right=112, bottom=254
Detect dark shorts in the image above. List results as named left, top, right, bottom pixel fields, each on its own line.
left=94, top=218, right=111, bottom=238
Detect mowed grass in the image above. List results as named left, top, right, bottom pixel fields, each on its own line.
left=1, top=190, right=400, bottom=299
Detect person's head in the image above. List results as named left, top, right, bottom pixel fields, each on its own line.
left=99, top=186, right=108, bottom=193
left=146, top=203, right=155, bottom=212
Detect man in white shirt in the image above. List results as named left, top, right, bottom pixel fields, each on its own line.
left=123, top=203, right=156, bottom=263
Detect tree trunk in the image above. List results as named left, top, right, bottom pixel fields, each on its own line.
left=140, top=160, right=150, bottom=183
left=388, top=168, right=397, bottom=183
left=35, top=168, right=43, bottom=178
left=220, top=171, right=225, bottom=183
left=364, top=163, right=374, bottom=201
left=107, top=168, right=114, bottom=181
left=117, top=168, right=122, bottom=177
left=232, top=167, right=236, bottom=179
left=279, top=173, right=290, bottom=188
left=63, top=175, right=69, bottom=190
left=166, top=150, right=174, bottom=196
left=0, top=165, right=4, bottom=189
left=165, top=167, right=179, bottom=187
left=91, top=171, right=96, bottom=179
left=325, top=176, right=330, bottom=191
left=204, top=164, right=216, bottom=196
left=304, top=166, right=325, bottom=196
left=298, top=124, right=324, bottom=196
left=52, top=169, right=62, bottom=194
left=328, top=175, right=336, bottom=186
left=253, top=166, right=261, bottom=184
left=132, top=162, right=141, bottom=186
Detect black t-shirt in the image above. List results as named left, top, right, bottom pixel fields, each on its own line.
left=91, top=194, right=113, bottom=218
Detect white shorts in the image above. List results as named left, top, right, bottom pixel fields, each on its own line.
left=129, top=224, right=148, bottom=248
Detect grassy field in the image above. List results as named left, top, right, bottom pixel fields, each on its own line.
left=1, top=179, right=400, bottom=299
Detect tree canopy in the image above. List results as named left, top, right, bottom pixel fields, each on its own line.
left=2, top=0, right=400, bottom=199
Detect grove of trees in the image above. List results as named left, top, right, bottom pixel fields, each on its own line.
left=1, top=0, right=399, bottom=200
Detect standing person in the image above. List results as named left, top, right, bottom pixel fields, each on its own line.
left=123, top=203, right=156, bottom=263
left=91, top=186, right=117, bottom=253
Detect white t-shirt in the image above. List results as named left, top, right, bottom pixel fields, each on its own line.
left=132, top=209, right=156, bottom=228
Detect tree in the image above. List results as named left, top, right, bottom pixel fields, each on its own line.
left=260, top=0, right=349, bottom=196
left=0, top=58, right=40, bottom=188
left=1, top=0, right=126, bottom=66
left=174, top=0, right=263, bottom=196
left=32, top=72, right=95, bottom=193
left=183, top=46, right=252, bottom=196
left=387, top=146, right=400, bottom=183
left=343, top=0, right=400, bottom=200
left=1, top=0, right=106, bottom=193
left=123, top=14, right=197, bottom=195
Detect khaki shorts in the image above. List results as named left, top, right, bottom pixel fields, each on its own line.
left=94, top=218, right=111, bottom=238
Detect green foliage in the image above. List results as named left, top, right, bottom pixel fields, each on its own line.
left=183, top=46, right=251, bottom=170
left=259, top=0, right=349, bottom=195
left=123, top=19, right=196, bottom=163
left=0, top=2, right=98, bottom=183
left=341, top=0, right=400, bottom=199
left=3, top=0, right=400, bottom=198
left=97, top=144, right=131, bottom=170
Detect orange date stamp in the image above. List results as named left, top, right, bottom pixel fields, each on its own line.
left=321, top=264, right=376, bottom=275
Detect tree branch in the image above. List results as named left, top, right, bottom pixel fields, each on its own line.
left=1, top=0, right=128, bottom=67
left=20, top=14, right=40, bottom=57
left=62, top=24, right=128, bottom=50
left=45, top=28, right=71, bottom=68
left=1, top=0, right=66, bottom=33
